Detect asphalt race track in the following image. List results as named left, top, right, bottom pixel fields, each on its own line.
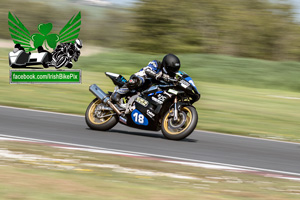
left=1, top=105, right=300, bottom=175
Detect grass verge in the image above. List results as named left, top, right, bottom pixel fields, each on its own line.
left=1, top=140, right=300, bottom=200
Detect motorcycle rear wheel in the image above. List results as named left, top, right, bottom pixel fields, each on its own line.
left=161, top=106, right=198, bottom=140
left=85, top=98, right=118, bottom=131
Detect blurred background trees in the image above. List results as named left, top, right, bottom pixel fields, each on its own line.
left=127, top=0, right=300, bottom=60
left=2, top=0, right=300, bottom=61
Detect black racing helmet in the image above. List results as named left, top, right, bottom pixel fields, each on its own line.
left=75, top=39, right=82, bottom=49
left=162, top=54, right=180, bottom=74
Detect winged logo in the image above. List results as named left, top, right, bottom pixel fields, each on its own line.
left=8, top=11, right=81, bottom=52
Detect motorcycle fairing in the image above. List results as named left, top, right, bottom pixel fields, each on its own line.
left=122, top=111, right=159, bottom=131
left=109, top=71, right=199, bottom=131
left=184, top=76, right=199, bottom=93
left=143, top=85, right=159, bottom=94
left=177, top=71, right=200, bottom=102
left=120, top=90, right=173, bottom=131
left=123, top=100, right=160, bottom=131
left=131, top=109, right=149, bottom=126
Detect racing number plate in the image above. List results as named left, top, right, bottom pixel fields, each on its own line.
left=179, top=80, right=190, bottom=88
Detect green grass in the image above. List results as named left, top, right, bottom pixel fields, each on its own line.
left=1, top=140, right=300, bottom=200
left=79, top=50, right=300, bottom=92
left=0, top=48, right=300, bottom=141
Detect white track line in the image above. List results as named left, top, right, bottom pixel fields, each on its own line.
left=0, top=104, right=299, bottom=145
left=1, top=133, right=300, bottom=177
left=0, top=105, right=83, bottom=118
left=195, top=130, right=300, bottom=145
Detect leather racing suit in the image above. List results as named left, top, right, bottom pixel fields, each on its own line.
left=111, top=60, right=172, bottom=102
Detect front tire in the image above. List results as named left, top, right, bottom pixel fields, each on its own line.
left=85, top=98, right=118, bottom=131
left=55, top=56, right=68, bottom=69
left=161, top=106, right=198, bottom=140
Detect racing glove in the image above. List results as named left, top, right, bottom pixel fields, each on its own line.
left=162, top=74, right=170, bottom=82
left=145, top=68, right=162, bottom=80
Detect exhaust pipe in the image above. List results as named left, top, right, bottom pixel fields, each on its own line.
left=89, top=84, right=110, bottom=103
left=89, top=84, right=122, bottom=115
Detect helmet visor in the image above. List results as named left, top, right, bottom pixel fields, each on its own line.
left=169, top=62, right=180, bottom=73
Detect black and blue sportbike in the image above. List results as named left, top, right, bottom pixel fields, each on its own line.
left=85, top=71, right=200, bottom=140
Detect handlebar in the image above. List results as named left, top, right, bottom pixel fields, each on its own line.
left=168, top=78, right=178, bottom=82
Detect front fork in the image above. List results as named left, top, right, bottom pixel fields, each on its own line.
left=173, top=97, right=179, bottom=122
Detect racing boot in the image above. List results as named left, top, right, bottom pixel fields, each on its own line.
left=110, top=86, right=129, bottom=103
left=111, top=92, right=121, bottom=103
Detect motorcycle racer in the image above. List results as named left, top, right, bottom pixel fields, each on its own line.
left=51, top=39, right=82, bottom=69
left=111, top=53, right=181, bottom=102
left=86, top=53, right=200, bottom=140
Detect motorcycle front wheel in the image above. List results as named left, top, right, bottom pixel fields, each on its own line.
left=161, top=106, right=198, bottom=140
left=55, top=56, right=68, bottom=69
left=85, top=98, right=118, bottom=131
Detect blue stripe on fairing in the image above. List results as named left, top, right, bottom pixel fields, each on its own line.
left=184, top=76, right=198, bottom=92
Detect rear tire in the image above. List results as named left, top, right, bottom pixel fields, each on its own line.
left=85, top=98, right=118, bottom=131
left=161, top=106, right=198, bottom=140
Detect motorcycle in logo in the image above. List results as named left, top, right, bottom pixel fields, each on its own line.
left=85, top=71, right=201, bottom=140
left=8, top=12, right=82, bottom=69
